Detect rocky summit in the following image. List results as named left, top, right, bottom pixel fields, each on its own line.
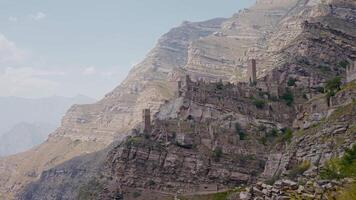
left=1, top=0, right=355, bottom=199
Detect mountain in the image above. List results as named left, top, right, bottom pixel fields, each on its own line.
left=1, top=0, right=355, bottom=199
left=0, top=122, right=55, bottom=157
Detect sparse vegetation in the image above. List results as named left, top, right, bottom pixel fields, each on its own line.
left=179, top=188, right=242, bottom=200
left=252, top=98, right=266, bottom=109
left=325, top=76, right=342, bottom=98
left=288, top=160, right=311, bottom=179
left=267, top=128, right=278, bottom=138
left=277, top=128, right=293, bottom=144
left=265, top=171, right=282, bottom=185
left=132, top=191, right=142, bottom=198
left=212, top=147, right=223, bottom=162
left=338, top=60, right=349, bottom=69
left=320, top=144, right=356, bottom=180
left=318, top=64, right=331, bottom=73
left=235, top=122, right=246, bottom=140
left=280, top=88, right=294, bottom=106
left=216, top=82, right=224, bottom=90
left=287, top=78, right=297, bottom=86
left=125, top=136, right=143, bottom=146
left=335, top=182, right=356, bottom=200
left=77, top=178, right=104, bottom=200
left=315, top=86, right=325, bottom=93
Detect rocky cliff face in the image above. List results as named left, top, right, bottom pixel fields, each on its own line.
left=2, top=0, right=356, bottom=199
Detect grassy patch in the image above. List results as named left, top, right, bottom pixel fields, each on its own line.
left=336, top=182, right=356, bottom=200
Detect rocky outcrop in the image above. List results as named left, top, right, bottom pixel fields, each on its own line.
left=235, top=178, right=354, bottom=200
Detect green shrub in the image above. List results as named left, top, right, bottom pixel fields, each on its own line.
left=265, top=171, right=282, bottom=185
left=315, top=86, right=325, bottom=93
left=125, top=136, right=143, bottom=146
left=212, top=147, right=223, bottom=162
left=216, top=82, right=224, bottom=90
left=235, top=122, right=246, bottom=140
left=288, top=160, right=310, bottom=179
left=132, top=191, right=141, bottom=198
left=287, top=78, right=297, bottom=86
left=281, top=88, right=294, bottom=106
left=252, top=98, right=266, bottom=109
left=320, top=144, right=356, bottom=180
left=260, top=137, right=267, bottom=145
left=267, top=128, right=278, bottom=138
left=338, top=60, right=349, bottom=69
left=325, top=76, right=342, bottom=97
left=320, top=158, right=345, bottom=180
left=318, top=64, right=331, bottom=73
left=278, top=128, right=293, bottom=144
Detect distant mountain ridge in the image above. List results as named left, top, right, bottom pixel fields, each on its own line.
left=0, top=95, right=95, bottom=136
left=0, top=95, right=95, bottom=157
left=0, top=122, right=55, bottom=157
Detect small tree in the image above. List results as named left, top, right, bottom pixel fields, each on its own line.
left=235, top=122, right=246, bottom=140
left=338, top=60, right=349, bottom=68
left=281, top=88, right=294, bottom=106
left=325, top=76, right=342, bottom=97
left=212, top=147, right=223, bottom=162
left=287, top=78, right=297, bottom=86
left=253, top=98, right=266, bottom=109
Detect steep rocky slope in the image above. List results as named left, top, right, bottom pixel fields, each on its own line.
left=2, top=0, right=356, bottom=199
left=19, top=76, right=356, bottom=200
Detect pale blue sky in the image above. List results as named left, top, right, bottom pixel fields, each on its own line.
left=0, top=0, right=254, bottom=99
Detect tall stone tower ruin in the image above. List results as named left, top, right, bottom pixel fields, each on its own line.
left=248, top=59, right=257, bottom=84
left=142, top=109, right=151, bottom=134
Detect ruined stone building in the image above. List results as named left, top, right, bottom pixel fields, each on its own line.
left=142, top=109, right=151, bottom=134
left=247, top=59, right=257, bottom=84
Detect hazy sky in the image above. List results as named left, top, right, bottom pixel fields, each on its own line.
left=0, top=0, right=254, bottom=99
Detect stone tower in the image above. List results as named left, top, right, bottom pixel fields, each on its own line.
left=177, top=80, right=182, bottom=97
left=248, top=59, right=257, bottom=84
left=346, top=61, right=356, bottom=83
left=142, top=109, right=151, bottom=134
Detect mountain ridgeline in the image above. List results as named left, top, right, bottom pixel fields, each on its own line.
left=0, top=0, right=355, bottom=199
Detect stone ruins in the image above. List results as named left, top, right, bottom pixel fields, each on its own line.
left=247, top=59, right=257, bottom=84
left=142, top=109, right=151, bottom=134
